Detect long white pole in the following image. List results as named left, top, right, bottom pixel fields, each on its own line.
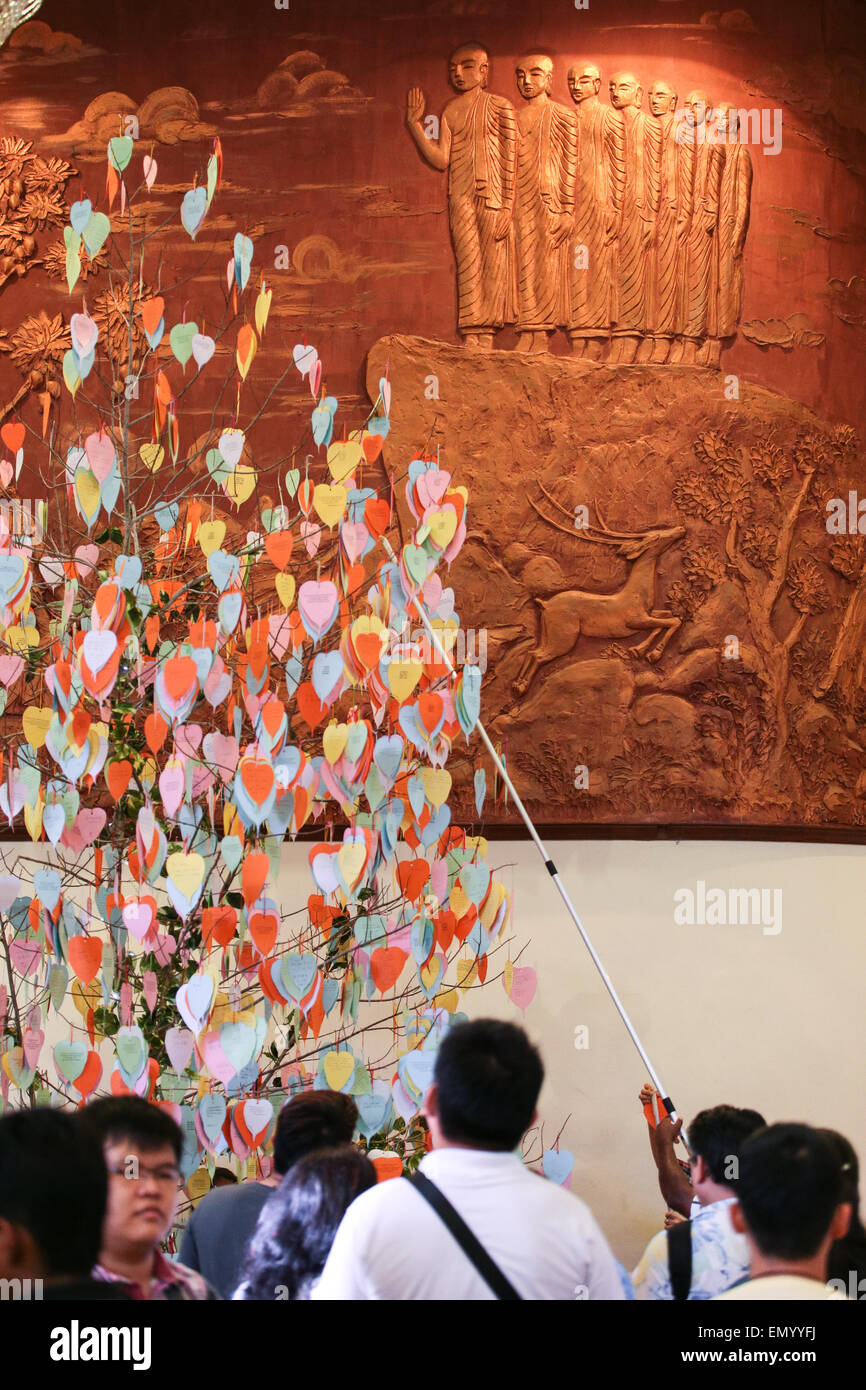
left=384, top=536, right=691, bottom=1152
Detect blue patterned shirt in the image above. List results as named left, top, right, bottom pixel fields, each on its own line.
left=632, top=1197, right=749, bottom=1300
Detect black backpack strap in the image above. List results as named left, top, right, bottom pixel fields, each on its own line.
left=667, top=1219, right=693, bottom=1302
left=405, top=1171, right=522, bottom=1300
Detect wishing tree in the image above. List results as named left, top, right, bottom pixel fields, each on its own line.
left=0, top=129, right=537, bottom=1193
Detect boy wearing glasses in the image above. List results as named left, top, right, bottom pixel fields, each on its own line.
left=80, top=1097, right=218, bottom=1300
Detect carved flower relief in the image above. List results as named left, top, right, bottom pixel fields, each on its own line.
left=0, top=311, right=70, bottom=389
left=0, top=139, right=76, bottom=290
left=0, top=136, right=32, bottom=180
left=790, top=630, right=832, bottom=691
left=682, top=544, right=726, bottom=590
left=673, top=469, right=752, bottom=525
left=16, top=185, right=67, bottom=229
left=830, top=424, right=859, bottom=459
left=740, top=523, right=777, bottom=571
left=792, top=434, right=833, bottom=474
left=786, top=557, right=831, bottom=614
left=0, top=139, right=74, bottom=188
left=4, top=309, right=69, bottom=364
left=91, top=284, right=151, bottom=381
left=749, top=440, right=791, bottom=493
left=608, top=740, right=675, bottom=804
left=828, top=534, right=865, bottom=581
left=673, top=472, right=729, bottom=523
left=42, top=239, right=106, bottom=281
left=666, top=580, right=697, bottom=618
left=693, top=429, right=738, bottom=469
left=0, top=225, right=36, bottom=261
left=24, top=154, right=77, bottom=188
left=667, top=544, right=727, bottom=618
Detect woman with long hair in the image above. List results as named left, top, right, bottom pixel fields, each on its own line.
left=233, top=1146, right=376, bottom=1300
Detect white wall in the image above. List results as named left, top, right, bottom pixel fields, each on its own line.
left=273, top=835, right=866, bottom=1268
left=457, top=836, right=866, bottom=1267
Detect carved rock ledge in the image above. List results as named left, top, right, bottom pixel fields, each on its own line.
left=367, top=335, right=866, bottom=834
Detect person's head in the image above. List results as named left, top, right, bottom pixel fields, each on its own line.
left=731, top=1124, right=852, bottom=1270
left=819, top=1129, right=860, bottom=1212
left=79, top=1097, right=183, bottom=1258
left=684, top=89, right=711, bottom=127
left=212, top=1166, right=238, bottom=1188
left=425, top=1019, right=543, bottom=1151
left=567, top=61, right=600, bottom=103
left=820, top=1129, right=866, bottom=1290
left=449, top=44, right=488, bottom=94
left=609, top=71, right=642, bottom=111
left=648, top=79, right=677, bottom=117
left=0, top=1108, right=108, bottom=1283
left=237, top=1146, right=376, bottom=1299
left=515, top=54, right=553, bottom=102
left=273, top=1089, right=358, bottom=1177
left=704, top=101, right=733, bottom=144
left=688, top=1104, right=766, bottom=1202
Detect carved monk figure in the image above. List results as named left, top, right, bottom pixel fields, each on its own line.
left=642, top=78, right=688, bottom=364
left=702, top=102, right=752, bottom=368
left=407, top=45, right=517, bottom=349
left=675, top=90, right=724, bottom=364
left=566, top=61, right=613, bottom=359
left=606, top=71, right=654, bottom=363
left=513, top=54, right=577, bottom=353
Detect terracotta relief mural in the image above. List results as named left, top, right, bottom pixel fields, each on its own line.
left=366, top=334, right=866, bottom=831
left=1, top=0, right=865, bottom=835
left=405, top=47, right=753, bottom=366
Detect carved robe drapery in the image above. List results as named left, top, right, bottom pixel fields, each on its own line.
left=606, top=105, right=653, bottom=336
left=568, top=99, right=612, bottom=337
left=514, top=100, right=578, bottom=331
left=715, top=142, right=752, bottom=339
left=445, top=87, right=517, bottom=332
left=680, top=139, right=724, bottom=340
left=645, top=113, right=691, bottom=340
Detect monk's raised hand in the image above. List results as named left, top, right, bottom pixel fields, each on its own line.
left=407, top=88, right=425, bottom=125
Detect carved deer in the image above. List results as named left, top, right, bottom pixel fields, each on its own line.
left=511, top=482, right=685, bottom=695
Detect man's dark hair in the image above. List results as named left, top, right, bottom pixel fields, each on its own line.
left=433, top=1019, right=543, bottom=1151
left=0, top=1108, right=107, bottom=1277
left=80, top=1096, right=182, bottom=1163
left=737, top=1123, right=844, bottom=1260
left=689, top=1104, right=766, bottom=1187
left=212, top=1166, right=238, bottom=1186
left=273, top=1090, right=358, bottom=1177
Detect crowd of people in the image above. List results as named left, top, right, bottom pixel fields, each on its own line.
left=0, top=1020, right=862, bottom=1301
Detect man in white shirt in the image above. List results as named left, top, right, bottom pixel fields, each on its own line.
left=312, top=1019, right=625, bottom=1300
left=715, top=1123, right=852, bottom=1301
left=632, top=1103, right=765, bottom=1299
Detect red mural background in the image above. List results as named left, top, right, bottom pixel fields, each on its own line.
left=1, top=0, right=864, bottom=423
left=2, top=0, right=866, bottom=834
